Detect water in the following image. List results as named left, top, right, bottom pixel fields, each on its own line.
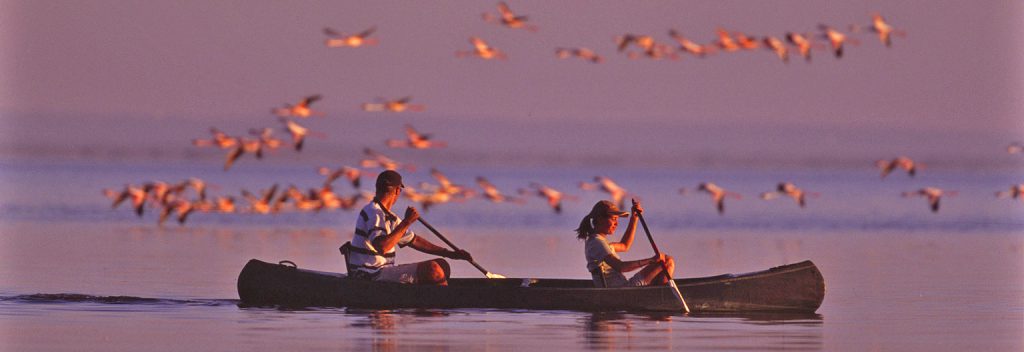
left=1, top=158, right=1022, bottom=351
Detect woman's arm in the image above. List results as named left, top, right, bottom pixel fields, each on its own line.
left=603, top=253, right=661, bottom=273
left=610, top=202, right=643, bottom=252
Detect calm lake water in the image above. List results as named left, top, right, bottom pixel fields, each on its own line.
left=1, top=158, right=1022, bottom=351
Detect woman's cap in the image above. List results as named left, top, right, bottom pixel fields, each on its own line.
left=376, top=170, right=405, bottom=188
left=589, top=200, right=629, bottom=218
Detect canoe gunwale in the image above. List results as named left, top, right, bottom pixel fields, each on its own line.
left=678, top=261, right=820, bottom=287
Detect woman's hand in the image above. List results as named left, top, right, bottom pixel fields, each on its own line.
left=631, top=200, right=644, bottom=216
left=652, top=253, right=667, bottom=264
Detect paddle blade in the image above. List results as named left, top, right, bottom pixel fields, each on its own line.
left=668, top=279, right=690, bottom=313
left=485, top=272, right=507, bottom=279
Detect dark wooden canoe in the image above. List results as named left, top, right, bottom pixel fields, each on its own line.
left=237, top=259, right=825, bottom=313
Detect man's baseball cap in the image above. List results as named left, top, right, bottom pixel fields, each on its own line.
left=376, top=170, right=405, bottom=188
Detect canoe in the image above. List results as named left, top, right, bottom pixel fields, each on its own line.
left=237, top=259, right=825, bottom=313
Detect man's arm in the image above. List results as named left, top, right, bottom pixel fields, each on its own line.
left=408, top=236, right=473, bottom=261
left=372, top=206, right=419, bottom=253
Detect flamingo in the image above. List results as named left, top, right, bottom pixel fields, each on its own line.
left=241, top=184, right=279, bottom=214
left=555, top=47, right=603, bottom=63
left=362, top=96, right=426, bottom=113
left=668, top=29, right=714, bottom=58
left=323, top=26, right=377, bottom=48
left=615, top=33, right=674, bottom=60
left=902, top=187, right=955, bottom=213
left=222, top=137, right=264, bottom=171
left=429, top=168, right=475, bottom=200
left=760, top=182, right=814, bottom=208
left=594, top=176, right=628, bottom=210
left=714, top=28, right=741, bottom=52
left=876, top=156, right=919, bottom=178
left=318, top=166, right=361, bottom=189
left=762, top=36, right=789, bottom=63
left=476, top=176, right=523, bottom=204
left=1007, top=142, right=1023, bottom=154
left=786, top=32, right=813, bottom=62
left=272, top=95, right=323, bottom=118
left=868, top=12, right=897, bottom=47
left=104, top=184, right=148, bottom=217
left=482, top=2, right=538, bottom=32
left=279, top=117, right=310, bottom=151
left=248, top=128, right=283, bottom=152
left=215, top=196, right=236, bottom=213
left=697, top=182, right=742, bottom=215
left=819, top=24, right=857, bottom=58
left=527, top=182, right=573, bottom=214
left=386, top=124, right=446, bottom=149
left=361, top=148, right=413, bottom=171
left=995, top=184, right=1024, bottom=200
left=456, top=37, right=507, bottom=60
left=734, top=32, right=760, bottom=50
left=192, top=128, right=238, bottom=149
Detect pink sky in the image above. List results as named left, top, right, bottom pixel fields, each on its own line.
left=1, top=1, right=1022, bottom=163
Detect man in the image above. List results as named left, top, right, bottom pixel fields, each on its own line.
left=342, top=170, right=472, bottom=285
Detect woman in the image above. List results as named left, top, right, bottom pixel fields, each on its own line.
left=578, top=200, right=675, bottom=288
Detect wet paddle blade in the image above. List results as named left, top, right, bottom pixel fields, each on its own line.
left=485, top=272, right=506, bottom=279
left=669, top=279, right=690, bottom=313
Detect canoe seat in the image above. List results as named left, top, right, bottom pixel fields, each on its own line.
left=338, top=242, right=353, bottom=275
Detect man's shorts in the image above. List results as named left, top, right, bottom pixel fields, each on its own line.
left=351, top=262, right=422, bottom=284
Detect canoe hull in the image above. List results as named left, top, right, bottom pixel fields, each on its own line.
left=237, top=259, right=824, bottom=313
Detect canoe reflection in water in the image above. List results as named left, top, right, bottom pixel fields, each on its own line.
left=348, top=309, right=450, bottom=331
left=582, top=311, right=823, bottom=350
left=351, top=310, right=397, bottom=352
left=345, top=309, right=451, bottom=352
left=581, top=312, right=670, bottom=350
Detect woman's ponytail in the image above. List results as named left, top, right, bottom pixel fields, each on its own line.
left=575, top=215, right=595, bottom=239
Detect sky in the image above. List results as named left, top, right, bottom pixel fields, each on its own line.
left=1, top=1, right=1022, bottom=167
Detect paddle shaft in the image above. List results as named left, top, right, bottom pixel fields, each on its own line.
left=417, top=217, right=492, bottom=276
left=635, top=210, right=691, bottom=313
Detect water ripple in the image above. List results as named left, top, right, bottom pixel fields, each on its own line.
left=0, top=293, right=238, bottom=307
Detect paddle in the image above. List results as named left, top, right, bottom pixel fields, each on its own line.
left=418, top=217, right=506, bottom=279
left=633, top=199, right=691, bottom=313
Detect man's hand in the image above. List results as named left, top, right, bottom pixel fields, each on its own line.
left=449, top=249, right=473, bottom=261
left=404, top=206, right=420, bottom=223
